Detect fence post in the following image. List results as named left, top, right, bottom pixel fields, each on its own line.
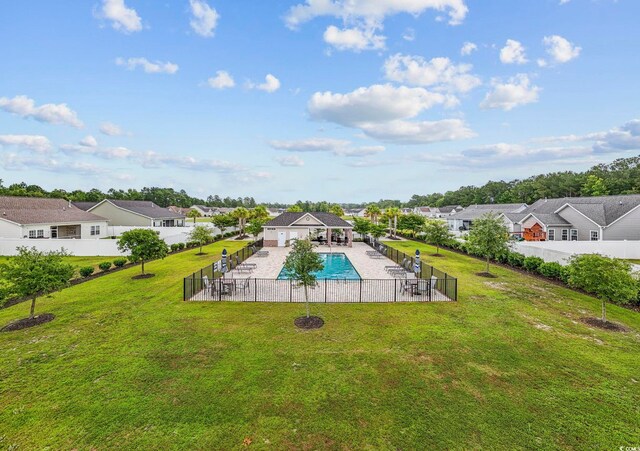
left=254, top=278, right=257, bottom=302
left=289, top=280, right=292, bottom=302
left=325, top=279, right=327, bottom=303
left=394, top=279, right=397, bottom=302
left=454, top=279, right=458, bottom=301
left=359, top=279, right=362, bottom=302
left=183, top=278, right=187, bottom=301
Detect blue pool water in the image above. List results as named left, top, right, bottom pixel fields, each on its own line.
left=277, top=253, right=361, bottom=280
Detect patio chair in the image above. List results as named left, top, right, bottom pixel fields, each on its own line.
left=235, top=265, right=253, bottom=274
left=238, top=277, right=251, bottom=294
left=202, top=275, right=213, bottom=297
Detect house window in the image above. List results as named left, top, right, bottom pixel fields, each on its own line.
left=570, top=229, right=578, bottom=241
left=51, top=226, right=58, bottom=238
left=590, top=230, right=599, bottom=241
left=561, top=229, right=568, bottom=241
left=28, top=230, right=36, bottom=239
left=91, top=225, right=101, bottom=236
left=548, top=229, right=555, bottom=241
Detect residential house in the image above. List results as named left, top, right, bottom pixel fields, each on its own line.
left=415, top=205, right=464, bottom=218
left=447, top=203, right=528, bottom=232
left=168, top=205, right=193, bottom=215
left=190, top=205, right=215, bottom=217
left=263, top=212, right=354, bottom=247
left=345, top=208, right=367, bottom=217
left=267, top=208, right=285, bottom=217
left=86, top=200, right=186, bottom=227
left=414, top=206, right=433, bottom=217
left=0, top=196, right=109, bottom=239
left=509, top=195, right=640, bottom=241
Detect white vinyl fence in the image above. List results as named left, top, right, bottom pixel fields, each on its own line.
left=513, top=241, right=640, bottom=264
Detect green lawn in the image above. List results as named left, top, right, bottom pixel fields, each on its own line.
left=0, top=240, right=639, bottom=449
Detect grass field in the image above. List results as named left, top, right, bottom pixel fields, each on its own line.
left=0, top=240, right=638, bottom=449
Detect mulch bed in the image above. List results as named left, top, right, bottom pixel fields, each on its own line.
left=294, top=316, right=324, bottom=329
left=1, top=313, right=55, bottom=332
left=581, top=317, right=629, bottom=332
left=475, top=272, right=498, bottom=278
left=430, top=253, right=445, bottom=257
left=235, top=235, right=250, bottom=240
left=132, top=273, right=155, bottom=280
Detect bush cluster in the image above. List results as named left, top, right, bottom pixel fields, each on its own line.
left=79, top=266, right=95, bottom=278
left=98, top=262, right=112, bottom=272
left=113, top=257, right=127, bottom=268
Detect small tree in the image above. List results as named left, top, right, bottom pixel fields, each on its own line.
left=369, top=223, right=387, bottom=241
left=188, top=225, right=214, bottom=254
left=422, top=219, right=453, bottom=254
left=352, top=217, right=371, bottom=240
left=397, top=213, right=426, bottom=237
left=117, top=229, right=169, bottom=276
left=283, top=239, right=324, bottom=319
left=211, top=213, right=236, bottom=235
left=287, top=205, right=303, bottom=212
left=251, top=205, right=270, bottom=221
left=566, top=254, right=638, bottom=322
left=0, top=247, right=74, bottom=318
left=386, top=207, right=402, bottom=237
left=364, top=204, right=382, bottom=224
left=466, top=213, right=510, bottom=274
left=329, top=204, right=344, bottom=217
left=246, top=218, right=266, bottom=240
left=187, top=209, right=201, bottom=224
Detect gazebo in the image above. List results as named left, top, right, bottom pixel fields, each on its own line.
left=262, top=212, right=353, bottom=247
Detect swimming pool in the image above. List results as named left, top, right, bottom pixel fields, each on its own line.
left=277, top=253, right=361, bottom=280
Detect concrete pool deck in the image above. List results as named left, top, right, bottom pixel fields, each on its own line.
left=227, top=242, right=408, bottom=279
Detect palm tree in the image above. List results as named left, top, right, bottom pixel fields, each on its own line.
left=386, top=207, right=402, bottom=237
left=364, top=204, right=382, bottom=224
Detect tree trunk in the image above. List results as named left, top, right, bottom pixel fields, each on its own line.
left=602, top=299, right=607, bottom=322
left=436, top=245, right=440, bottom=254
left=394, top=216, right=397, bottom=237
left=200, top=244, right=203, bottom=254
left=485, top=257, right=490, bottom=273
left=30, top=296, right=37, bottom=318
left=141, top=259, right=145, bottom=275
left=304, top=285, right=310, bottom=318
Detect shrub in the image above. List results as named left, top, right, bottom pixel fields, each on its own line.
left=538, top=262, right=564, bottom=279
left=113, top=257, right=127, bottom=268
left=98, top=261, right=112, bottom=272
left=523, top=256, right=544, bottom=272
left=177, top=242, right=185, bottom=250
left=79, top=266, right=95, bottom=278
left=170, top=243, right=181, bottom=252
left=186, top=241, right=199, bottom=248
left=507, top=252, right=525, bottom=267
left=496, top=251, right=511, bottom=264
left=214, top=234, right=222, bottom=241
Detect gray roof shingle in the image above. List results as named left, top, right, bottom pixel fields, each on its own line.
left=100, top=200, right=186, bottom=219
left=0, top=196, right=108, bottom=225
left=449, top=203, right=527, bottom=221
left=264, top=212, right=353, bottom=228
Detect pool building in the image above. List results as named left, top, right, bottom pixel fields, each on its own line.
left=263, top=212, right=354, bottom=247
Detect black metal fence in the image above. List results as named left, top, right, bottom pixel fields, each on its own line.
left=185, top=277, right=454, bottom=302
left=365, top=237, right=458, bottom=301
left=183, top=239, right=263, bottom=301
left=182, top=237, right=457, bottom=303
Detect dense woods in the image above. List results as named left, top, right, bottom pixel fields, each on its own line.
left=1, top=155, right=638, bottom=209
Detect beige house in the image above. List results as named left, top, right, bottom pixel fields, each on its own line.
left=263, top=212, right=354, bottom=247
left=84, top=200, right=186, bottom=227
left=0, top=196, right=108, bottom=239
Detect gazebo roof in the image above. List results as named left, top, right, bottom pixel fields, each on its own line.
left=264, top=212, right=353, bottom=228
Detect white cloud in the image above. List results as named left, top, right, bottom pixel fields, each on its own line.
left=499, top=39, right=528, bottom=64
left=115, top=57, right=179, bottom=74
left=308, top=84, right=448, bottom=127
left=308, top=84, right=473, bottom=144
left=0, top=95, right=83, bottom=128
left=248, top=74, right=281, bottom=93
left=402, top=28, right=416, bottom=42
left=460, top=41, right=477, bottom=56
left=0, top=134, right=52, bottom=153
left=98, top=0, right=142, bottom=33
left=383, top=54, right=481, bottom=94
left=99, top=122, right=126, bottom=136
left=207, top=70, right=235, bottom=89
left=285, top=0, right=469, bottom=29
left=543, top=35, right=581, bottom=64
left=323, top=25, right=385, bottom=51
left=189, top=0, right=219, bottom=37
left=276, top=155, right=305, bottom=167
left=480, top=74, right=540, bottom=111
left=269, top=138, right=386, bottom=156
left=79, top=135, right=98, bottom=147
left=592, top=119, right=640, bottom=153
left=359, top=119, right=475, bottom=144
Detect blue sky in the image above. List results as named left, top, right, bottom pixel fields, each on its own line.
left=1, top=0, right=639, bottom=203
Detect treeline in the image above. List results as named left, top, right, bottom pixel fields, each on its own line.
left=0, top=181, right=257, bottom=208
left=406, top=155, right=640, bottom=207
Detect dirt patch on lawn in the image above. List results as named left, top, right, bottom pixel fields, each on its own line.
left=132, top=273, right=156, bottom=280
left=475, top=272, right=498, bottom=278
left=294, top=316, right=324, bottom=329
left=580, top=317, right=629, bottom=332
left=1, top=313, right=55, bottom=332
left=430, top=253, right=445, bottom=257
